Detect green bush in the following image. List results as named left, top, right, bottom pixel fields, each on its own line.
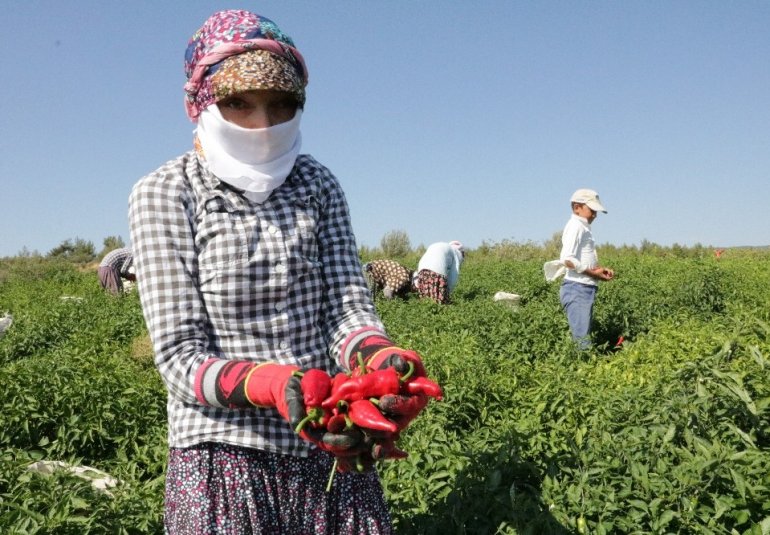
left=380, top=229, right=413, bottom=258
left=1, top=250, right=769, bottom=533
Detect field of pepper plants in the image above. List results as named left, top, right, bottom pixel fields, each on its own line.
left=1, top=244, right=769, bottom=534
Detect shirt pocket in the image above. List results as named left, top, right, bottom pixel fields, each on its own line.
left=196, top=196, right=249, bottom=271
left=292, top=196, right=320, bottom=262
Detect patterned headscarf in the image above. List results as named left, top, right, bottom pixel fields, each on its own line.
left=183, top=10, right=308, bottom=121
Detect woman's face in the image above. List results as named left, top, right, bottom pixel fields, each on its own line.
left=217, top=89, right=298, bottom=129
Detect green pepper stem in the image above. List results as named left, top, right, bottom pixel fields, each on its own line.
left=400, top=360, right=416, bottom=382
left=326, top=459, right=338, bottom=492
left=293, top=407, right=322, bottom=434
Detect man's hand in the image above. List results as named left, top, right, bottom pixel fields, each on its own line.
left=590, top=267, right=614, bottom=280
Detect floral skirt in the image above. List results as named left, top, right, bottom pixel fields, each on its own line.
left=164, top=443, right=392, bottom=535
left=413, top=269, right=450, bottom=304
left=97, top=266, right=122, bottom=295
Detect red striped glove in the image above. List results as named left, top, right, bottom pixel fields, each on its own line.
left=194, top=360, right=368, bottom=455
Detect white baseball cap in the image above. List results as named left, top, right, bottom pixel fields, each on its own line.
left=570, top=189, right=607, bottom=213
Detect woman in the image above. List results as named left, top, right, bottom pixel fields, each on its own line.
left=97, top=247, right=135, bottom=295
left=129, top=10, right=430, bottom=534
left=413, top=241, right=465, bottom=304
left=363, top=259, right=414, bottom=299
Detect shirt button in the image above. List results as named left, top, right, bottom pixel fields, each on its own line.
left=275, top=302, right=285, bottom=312
left=268, top=225, right=279, bottom=235
left=275, top=263, right=286, bottom=273
left=279, top=341, right=288, bottom=350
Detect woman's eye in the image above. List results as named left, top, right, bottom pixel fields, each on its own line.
left=221, top=98, right=248, bottom=110
left=273, top=99, right=298, bottom=111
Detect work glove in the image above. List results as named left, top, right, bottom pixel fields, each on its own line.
left=345, top=334, right=442, bottom=431
left=244, top=363, right=375, bottom=455
left=242, top=364, right=321, bottom=431
left=194, top=359, right=369, bottom=456
left=351, top=333, right=427, bottom=377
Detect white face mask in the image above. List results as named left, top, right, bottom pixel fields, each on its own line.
left=195, top=105, right=302, bottom=203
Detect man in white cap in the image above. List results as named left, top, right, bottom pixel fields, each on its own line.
left=413, top=240, right=465, bottom=304
left=559, top=189, right=614, bottom=348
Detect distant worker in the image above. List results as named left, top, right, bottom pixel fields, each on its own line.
left=98, top=247, right=135, bottom=295
left=413, top=241, right=464, bottom=304
left=363, top=259, right=414, bottom=299
left=559, top=188, right=614, bottom=348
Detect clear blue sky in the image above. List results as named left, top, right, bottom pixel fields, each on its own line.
left=2, top=1, right=768, bottom=258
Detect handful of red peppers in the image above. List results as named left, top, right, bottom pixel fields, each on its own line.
left=293, top=354, right=443, bottom=485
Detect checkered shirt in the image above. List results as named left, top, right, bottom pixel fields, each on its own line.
left=129, top=151, right=385, bottom=455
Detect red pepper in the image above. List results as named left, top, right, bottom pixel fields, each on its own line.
left=325, top=413, right=347, bottom=433
left=351, top=366, right=373, bottom=378
left=317, top=428, right=367, bottom=454
left=376, top=393, right=428, bottom=430
left=328, top=372, right=349, bottom=399
left=293, top=406, right=326, bottom=434
left=401, top=376, right=443, bottom=400
left=351, top=352, right=371, bottom=377
left=371, top=438, right=409, bottom=460
left=291, top=369, right=333, bottom=434
left=299, top=369, right=332, bottom=407
left=311, top=407, right=333, bottom=429
left=379, top=393, right=429, bottom=415
left=321, top=368, right=401, bottom=409
left=347, top=399, right=398, bottom=433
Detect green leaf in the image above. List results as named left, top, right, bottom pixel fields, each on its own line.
left=729, top=468, right=747, bottom=500
left=725, top=423, right=756, bottom=448
left=663, top=424, right=676, bottom=443
left=748, top=346, right=768, bottom=370
left=656, top=509, right=676, bottom=528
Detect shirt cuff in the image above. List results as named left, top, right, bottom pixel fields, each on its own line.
left=562, top=257, right=585, bottom=273
left=339, top=326, right=392, bottom=371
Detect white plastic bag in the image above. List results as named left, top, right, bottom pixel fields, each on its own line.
left=27, top=460, right=121, bottom=496
left=543, top=260, right=566, bottom=282
left=0, top=313, right=12, bottom=338
left=493, top=291, right=521, bottom=310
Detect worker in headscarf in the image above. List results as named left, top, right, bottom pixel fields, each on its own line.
left=363, top=259, right=414, bottom=299
left=97, top=247, right=135, bottom=295
left=129, top=10, right=437, bottom=533
left=413, top=241, right=465, bottom=304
